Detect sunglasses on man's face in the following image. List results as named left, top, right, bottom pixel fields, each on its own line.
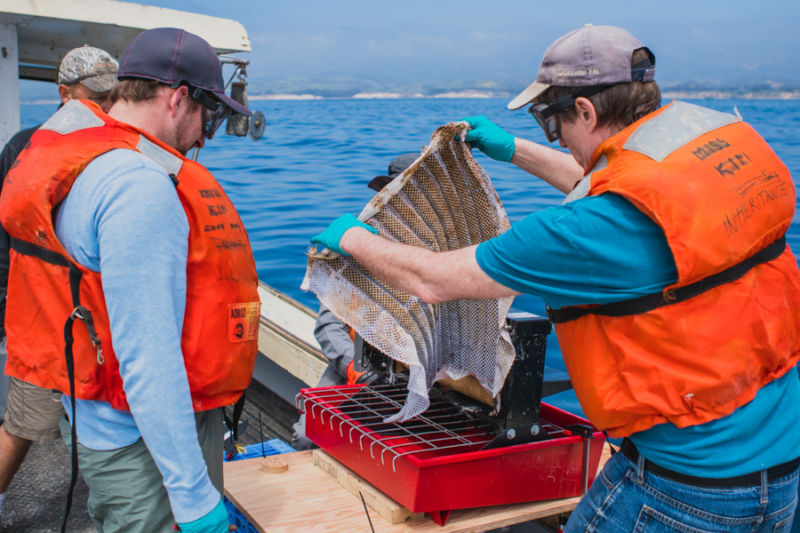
left=188, top=86, right=232, bottom=140
left=528, top=86, right=609, bottom=143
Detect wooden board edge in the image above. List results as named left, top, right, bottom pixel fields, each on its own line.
left=311, top=449, right=425, bottom=525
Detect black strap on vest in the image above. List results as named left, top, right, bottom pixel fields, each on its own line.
left=223, top=392, right=247, bottom=442
left=61, top=309, right=78, bottom=533
left=10, top=237, right=69, bottom=267
left=61, top=264, right=104, bottom=533
left=61, top=265, right=82, bottom=533
left=547, top=236, right=787, bottom=324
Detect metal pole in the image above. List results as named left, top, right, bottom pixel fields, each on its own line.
left=581, top=436, right=591, bottom=495
left=0, top=23, right=21, bottom=147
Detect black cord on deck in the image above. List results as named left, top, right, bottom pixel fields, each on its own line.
left=259, top=411, right=265, bottom=457
left=359, top=491, right=375, bottom=533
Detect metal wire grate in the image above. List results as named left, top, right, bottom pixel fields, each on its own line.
left=298, top=384, right=566, bottom=472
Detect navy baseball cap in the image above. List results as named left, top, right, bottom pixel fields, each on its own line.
left=118, top=27, right=251, bottom=116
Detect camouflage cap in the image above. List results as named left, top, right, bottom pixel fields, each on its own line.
left=58, top=46, right=119, bottom=93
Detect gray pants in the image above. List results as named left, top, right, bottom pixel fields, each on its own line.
left=59, top=409, right=225, bottom=533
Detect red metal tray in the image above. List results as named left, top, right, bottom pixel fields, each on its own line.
left=298, top=384, right=605, bottom=516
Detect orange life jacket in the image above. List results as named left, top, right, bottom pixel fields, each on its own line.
left=551, top=101, right=800, bottom=438
left=0, top=100, right=260, bottom=411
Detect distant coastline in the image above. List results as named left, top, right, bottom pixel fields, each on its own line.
left=21, top=89, right=800, bottom=105
left=249, top=89, right=800, bottom=101
left=662, top=90, right=800, bottom=100
left=247, top=90, right=496, bottom=100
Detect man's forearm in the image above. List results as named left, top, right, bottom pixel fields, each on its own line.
left=339, top=227, right=442, bottom=301
left=339, top=228, right=518, bottom=303
left=511, top=138, right=584, bottom=193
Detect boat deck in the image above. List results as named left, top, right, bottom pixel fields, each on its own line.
left=0, top=379, right=298, bottom=532
left=0, top=379, right=553, bottom=532
left=0, top=437, right=92, bottom=532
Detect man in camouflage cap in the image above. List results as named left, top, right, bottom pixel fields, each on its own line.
left=0, top=44, right=118, bottom=516
left=56, top=45, right=119, bottom=110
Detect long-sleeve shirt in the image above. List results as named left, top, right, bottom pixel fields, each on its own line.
left=313, top=305, right=355, bottom=386
left=55, top=148, right=219, bottom=523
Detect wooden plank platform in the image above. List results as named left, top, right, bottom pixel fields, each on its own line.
left=311, top=449, right=425, bottom=524
left=224, top=447, right=611, bottom=532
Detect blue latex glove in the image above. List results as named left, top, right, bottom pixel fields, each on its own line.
left=177, top=499, right=228, bottom=533
left=462, top=116, right=515, bottom=163
left=311, top=214, right=379, bottom=256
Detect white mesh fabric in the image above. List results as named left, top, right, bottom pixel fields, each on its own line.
left=301, top=122, right=514, bottom=421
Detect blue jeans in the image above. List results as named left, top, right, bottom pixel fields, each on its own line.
left=566, top=449, right=799, bottom=532
left=794, top=366, right=800, bottom=533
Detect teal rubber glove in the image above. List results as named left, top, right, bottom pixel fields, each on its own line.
left=462, top=116, right=515, bottom=163
left=177, top=499, right=228, bottom=533
left=311, top=214, right=379, bottom=256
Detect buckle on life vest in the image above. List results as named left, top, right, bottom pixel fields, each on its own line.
left=70, top=306, right=105, bottom=365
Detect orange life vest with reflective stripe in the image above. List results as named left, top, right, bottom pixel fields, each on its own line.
left=552, top=101, right=800, bottom=438
left=0, top=100, right=260, bottom=411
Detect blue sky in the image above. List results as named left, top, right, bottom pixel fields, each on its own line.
left=131, top=0, right=800, bottom=89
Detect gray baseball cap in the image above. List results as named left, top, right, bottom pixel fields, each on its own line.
left=58, top=45, right=119, bottom=93
left=507, top=24, right=655, bottom=110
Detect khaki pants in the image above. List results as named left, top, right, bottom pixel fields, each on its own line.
left=59, top=409, right=225, bottom=533
left=4, top=376, right=63, bottom=441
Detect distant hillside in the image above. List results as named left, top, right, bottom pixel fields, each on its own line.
left=247, top=76, right=800, bottom=100
left=659, top=80, right=800, bottom=99
left=17, top=76, right=800, bottom=104
left=248, top=75, right=526, bottom=99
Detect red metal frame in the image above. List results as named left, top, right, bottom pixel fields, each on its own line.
left=298, top=384, right=605, bottom=521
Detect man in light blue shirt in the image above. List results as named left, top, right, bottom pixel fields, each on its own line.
left=1, top=28, right=254, bottom=533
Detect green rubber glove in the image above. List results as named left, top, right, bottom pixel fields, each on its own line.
left=311, top=214, right=379, bottom=256
left=177, top=499, right=228, bottom=533
left=462, top=116, right=515, bottom=162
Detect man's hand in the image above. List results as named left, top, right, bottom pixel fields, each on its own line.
left=462, top=116, right=515, bottom=163
left=311, top=214, right=378, bottom=256
left=176, top=499, right=229, bottom=533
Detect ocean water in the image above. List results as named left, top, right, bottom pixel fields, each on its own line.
left=19, top=98, right=800, bottom=413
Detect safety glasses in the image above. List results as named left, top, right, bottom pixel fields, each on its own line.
left=528, top=86, right=609, bottom=143
left=528, top=102, right=561, bottom=143
left=188, top=86, right=232, bottom=140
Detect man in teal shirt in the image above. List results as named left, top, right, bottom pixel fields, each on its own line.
left=312, top=25, right=800, bottom=532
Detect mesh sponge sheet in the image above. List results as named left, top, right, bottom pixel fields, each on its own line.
left=301, top=122, right=514, bottom=422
